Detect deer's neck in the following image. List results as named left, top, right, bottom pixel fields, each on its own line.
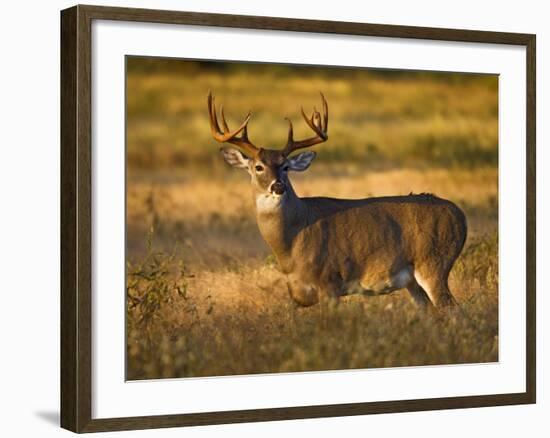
left=254, top=185, right=308, bottom=269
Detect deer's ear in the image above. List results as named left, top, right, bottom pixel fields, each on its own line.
left=220, top=147, right=250, bottom=171
left=287, top=151, right=316, bottom=172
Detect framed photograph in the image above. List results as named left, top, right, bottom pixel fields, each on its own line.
left=60, top=4, right=536, bottom=433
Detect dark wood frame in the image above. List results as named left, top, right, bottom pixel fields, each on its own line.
left=61, top=4, right=536, bottom=433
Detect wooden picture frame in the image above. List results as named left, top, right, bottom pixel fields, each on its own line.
left=60, top=4, right=536, bottom=433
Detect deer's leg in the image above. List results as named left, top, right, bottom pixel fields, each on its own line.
left=316, top=283, right=342, bottom=327
left=319, top=284, right=341, bottom=307
left=414, top=268, right=457, bottom=308
left=406, top=278, right=433, bottom=309
left=432, top=281, right=458, bottom=307
left=286, top=277, right=319, bottom=307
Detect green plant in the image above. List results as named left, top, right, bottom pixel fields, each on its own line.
left=126, top=229, right=193, bottom=331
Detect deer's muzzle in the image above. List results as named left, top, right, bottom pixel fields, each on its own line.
left=270, top=180, right=286, bottom=195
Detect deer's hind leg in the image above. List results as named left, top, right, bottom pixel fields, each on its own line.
left=413, top=266, right=457, bottom=307
left=406, top=278, right=433, bottom=309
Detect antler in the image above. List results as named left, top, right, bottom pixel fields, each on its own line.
left=207, top=91, right=259, bottom=157
left=282, top=92, right=328, bottom=157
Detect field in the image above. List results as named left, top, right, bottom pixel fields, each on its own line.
left=126, top=58, right=498, bottom=380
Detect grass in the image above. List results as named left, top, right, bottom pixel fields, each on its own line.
left=126, top=167, right=498, bottom=380
left=126, top=58, right=498, bottom=380
left=127, top=228, right=498, bottom=380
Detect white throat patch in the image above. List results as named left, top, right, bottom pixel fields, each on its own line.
left=256, top=193, right=284, bottom=212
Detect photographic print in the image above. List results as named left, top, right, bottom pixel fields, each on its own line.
left=125, top=57, right=499, bottom=380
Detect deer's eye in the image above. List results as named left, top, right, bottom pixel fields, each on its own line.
left=255, top=165, right=264, bottom=172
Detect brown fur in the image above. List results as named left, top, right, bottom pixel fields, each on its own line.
left=258, top=187, right=467, bottom=308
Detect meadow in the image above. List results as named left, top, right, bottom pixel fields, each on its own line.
left=126, top=58, right=498, bottom=380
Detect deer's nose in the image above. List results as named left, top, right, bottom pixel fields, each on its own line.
left=270, top=180, right=286, bottom=195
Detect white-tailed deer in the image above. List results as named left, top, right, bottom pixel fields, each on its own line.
left=208, top=91, right=467, bottom=308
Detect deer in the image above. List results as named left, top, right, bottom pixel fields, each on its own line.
left=207, top=91, right=467, bottom=309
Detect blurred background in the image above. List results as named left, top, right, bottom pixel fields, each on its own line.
left=127, top=57, right=498, bottom=170
left=126, top=57, right=498, bottom=380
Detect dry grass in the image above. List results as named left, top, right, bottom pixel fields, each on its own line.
left=126, top=229, right=498, bottom=379
left=126, top=59, right=498, bottom=380
left=126, top=167, right=498, bottom=380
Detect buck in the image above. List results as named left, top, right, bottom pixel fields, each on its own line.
left=207, top=92, right=467, bottom=308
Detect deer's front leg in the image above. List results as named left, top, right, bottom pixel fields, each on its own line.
left=318, top=282, right=344, bottom=309
left=286, top=276, right=319, bottom=307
